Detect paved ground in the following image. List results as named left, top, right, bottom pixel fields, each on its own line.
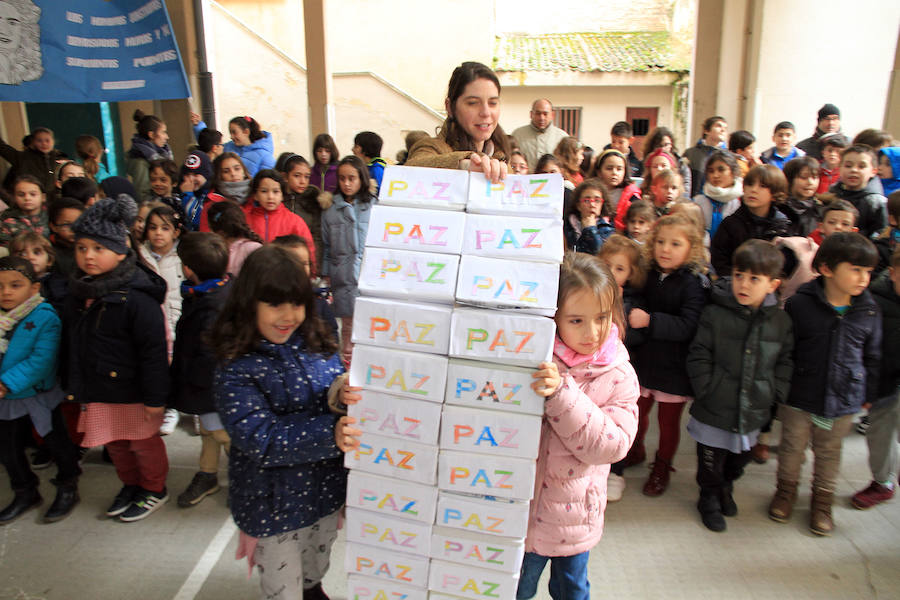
left=0, top=414, right=897, bottom=600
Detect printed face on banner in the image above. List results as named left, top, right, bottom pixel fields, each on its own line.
left=436, top=491, right=530, bottom=539
left=439, top=405, right=542, bottom=460
left=428, top=560, right=520, bottom=600
left=431, top=527, right=525, bottom=574
left=461, top=214, right=564, bottom=264
left=455, top=255, right=559, bottom=314
left=449, top=307, right=556, bottom=368
left=467, top=171, right=564, bottom=218
left=378, top=165, right=469, bottom=211
left=366, top=205, right=466, bottom=255
left=346, top=507, right=432, bottom=557
left=349, top=390, right=442, bottom=445
left=345, top=542, right=431, bottom=588
left=347, top=471, right=438, bottom=524
left=352, top=297, right=452, bottom=356
left=445, top=359, right=544, bottom=415
left=349, top=345, right=447, bottom=402
left=359, top=247, right=459, bottom=303
left=345, top=431, right=439, bottom=485
left=438, top=451, right=536, bottom=501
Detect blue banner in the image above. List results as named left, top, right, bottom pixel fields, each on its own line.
left=0, top=0, right=190, bottom=102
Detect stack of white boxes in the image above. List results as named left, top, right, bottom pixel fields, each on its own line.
left=344, top=165, right=564, bottom=600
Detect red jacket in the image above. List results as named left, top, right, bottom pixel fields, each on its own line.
left=817, top=166, right=840, bottom=194
left=197, top=191, right=227, bottom=233
left=613, top=183, right=641, bottom=231
left=243, top=202, right=317, bottom=266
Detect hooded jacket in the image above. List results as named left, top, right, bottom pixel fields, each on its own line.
left=215, top=333, right=345, bottom=537
left=311, top=162, right=338, bottom=194
left=321, top=192, right=375, bottom=317
left=243, top=201, right=316, bottom=265
left=0, top=301, right=60, bottom=400
left=710, top=204, right=791, bottom=276
left=62, top=257, right=170, bottom=407
left=869, top=273, right=900, bottom=399
left=879, top=147, right=900, bottom=197
left=525, top=336, right=639, bottom=557
left=687, top=279, right=793, bottom=433
left=223, top=132, right=275, bottom=177
left=784, top=278, right=881, bottom=417
left=829, top=177, right=888, bottom=239
left=284, top=188, right=332, bottom=274
left=127, top=136, right=174, bottom=202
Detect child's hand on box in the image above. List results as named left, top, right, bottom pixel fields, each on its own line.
left=335, top=416, right=362, bottom=452
left=341, top=384, right=362, bottom=406
left=531, top=361, right=562, bottom=398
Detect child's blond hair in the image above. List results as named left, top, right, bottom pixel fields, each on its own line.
left=644, top=213, right=707, bottom=274
left=599, top=233, right=647, bottom=289
left=557, top=251, right=625, bottom=340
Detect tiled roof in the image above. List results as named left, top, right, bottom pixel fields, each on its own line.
left=494, top=32, right=689, bottom=73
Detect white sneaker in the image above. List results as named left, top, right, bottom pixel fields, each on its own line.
left=159, top=409, right=179, bottom=436
left=607, top=473, right=626, bottom=502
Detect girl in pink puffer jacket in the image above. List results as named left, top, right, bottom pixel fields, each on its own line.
left=522, top=252, right=640, bottom=600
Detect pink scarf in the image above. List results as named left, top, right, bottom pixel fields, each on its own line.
left=553, top=324, right=619, bottom=367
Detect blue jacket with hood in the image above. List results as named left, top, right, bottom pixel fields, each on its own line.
left=223, top=132, right=276, bottom=176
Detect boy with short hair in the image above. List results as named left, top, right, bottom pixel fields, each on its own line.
left=830, top=144, right=888, bottom=238
left=817, top=133, right=849, bottom=193
left=606, top=121, right=643, bottom=178
left=728, top=130, right=758, bottom=177
left=770, top=232, right=882, bottom=536
left=687, top=240, right=793, bottom=532
left=196, top=128, right=224, bottom=162
left=851, top=246, right=899, bottom=509
left=60, top=176, right=97, bottom=207
left=352, top=131, right=387, bottom=195
left=48, top=197, right=85, bottom=277
left=761, top=122, right=806, bottom=170
left=685, top=115, right=729, bottom=197
left=170, top=232, right=232, bottom=507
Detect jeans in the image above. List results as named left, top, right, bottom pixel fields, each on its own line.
left=517, top=550, right=590, bottom=600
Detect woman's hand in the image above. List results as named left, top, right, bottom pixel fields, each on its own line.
left=466, top=152, right=507, bottom=184
left=144, top=405, right=165, bottom=422
left=629, top=308, right=650, bottom=329
left=335, top=416, right=362, bottom=452
left=341, top=384, right=362, bottom=406
left=531, top=361, right=562, bottom=398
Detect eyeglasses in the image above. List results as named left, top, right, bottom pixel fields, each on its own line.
left=54, top=222, right=75, bottom=229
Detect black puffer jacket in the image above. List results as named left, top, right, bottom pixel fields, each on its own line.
left=784, top=278, right=881, bottom=417
left=0, top=140, right=67, bottom=193
left=830, top=178, right=888, bottom=239
left=630, top=266, right=710, bottom=396
left=870, top=273, right=900, bottom=400
left=170, top=279, right=230, bottom=414
left=62, top=256, right=170, bottom=407
left=687, top=279, right=794, bottom=433
left=710, top=204, right=790, bottom=276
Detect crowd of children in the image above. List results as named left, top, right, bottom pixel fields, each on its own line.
left=0, top=90, right=897, bottom=600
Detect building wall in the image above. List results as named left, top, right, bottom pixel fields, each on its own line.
left=494, top=0, right=676, bottom=34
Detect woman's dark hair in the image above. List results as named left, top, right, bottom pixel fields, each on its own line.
left=336, top=155, right=372, bottom=203
left=229, top=116, right=264, bottom=143
left=148, top=159, right=179, bottom=185
left=312, top=134, right=340, bottom=165
left=812, top=231, right=878, bottom=272
left=705, top=149, right=740, bottom=178
left=250, top=169, right=288, bottom=199
left=212, top=152, right=250, bottom=198
left=590, top=149, right=633, bottom=187
left=210, top=245, right=337, bottom=360
left=141, top=204, right=183, bottom=243
left=783, top=156, right=820, bottom=194
left=728, top=130, right=756, bottom=153
left=570, top=177, right=611, bottom=220
left=133, top=109, right=164, bottom=139
left=207, top=200, right=263, bottom=244
left=439, top=61, right=510, bottom=158
left=642, top=126, right=680, bottom=158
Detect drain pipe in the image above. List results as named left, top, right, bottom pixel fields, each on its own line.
left=193, top=0, right=216, bottom=128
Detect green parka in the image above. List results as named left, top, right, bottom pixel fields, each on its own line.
left=687, top=279, right=794, bottom=434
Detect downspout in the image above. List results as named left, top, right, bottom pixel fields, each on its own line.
left=193, top=0, right=216, bottom=128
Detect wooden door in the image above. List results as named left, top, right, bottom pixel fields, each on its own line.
left=625, top=107, right=658, bottom=160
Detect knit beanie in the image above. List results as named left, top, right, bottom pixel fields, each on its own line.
left=72, top=195, right=137, bottom=255
left=99, top=176, right=137, bottom=201
left=818, top=104, right=840, bottom=120
left=181, top=150, right=213, bottom=181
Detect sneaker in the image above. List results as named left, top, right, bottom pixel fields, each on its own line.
left=105, top=484, right=141, bottom=517
left=177, top=472, right=220, bottom=507
left=30, top=446, right=53, bottom=470
left=119, top=488, right=169, bottom=522
left=607, top=473, right=626, bottom=502
left=159, top=409, right=179, bottom=436
left=856, top=415, right=870, bottom=435
left=851, top=481, right=895, bottom=510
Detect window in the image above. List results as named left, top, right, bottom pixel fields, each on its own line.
left=554, top=107, right=581, bottom=139
left=632, top=118, right=650, bottom=137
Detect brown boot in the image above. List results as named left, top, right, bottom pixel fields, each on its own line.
left=620, top=443, right=646, bottom=469
left=768, top=479, right=797, bottom=523
left=642, top=454, right=674, bottom=497
left=750, top=443, right=769, bottom=464
left=809, top=488, right=835, bottom=536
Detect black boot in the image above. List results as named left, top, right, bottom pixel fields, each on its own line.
left=43, top=479, right=80, bottom=523
left=0, top=487, right=42, bottom=525
left=720, top=481, right=738, bottom=517
left=303, top=583, right=330, bottom=600
left=697, top=493, right=726, bottom=532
